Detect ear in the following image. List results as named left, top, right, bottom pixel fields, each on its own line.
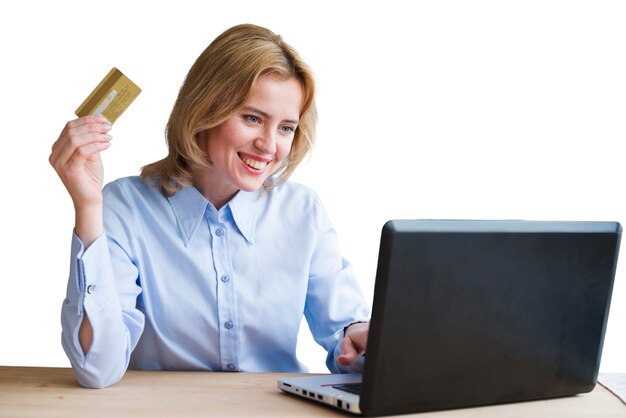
left=196, top=130, right=208, bottom=148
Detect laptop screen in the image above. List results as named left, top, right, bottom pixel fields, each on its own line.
left=360, top=220, right=621, bottom=415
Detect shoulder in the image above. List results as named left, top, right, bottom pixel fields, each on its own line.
left=264, top=181, right=323, bottom=210
left=260, top=181, right=330, bottom=228
left=103, top=175, right=150, bottom=194
left=102, top=176, right=166, bottom=209
left=267, top=181, right=320, bottom=200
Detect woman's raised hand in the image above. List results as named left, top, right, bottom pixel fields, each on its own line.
left=49, top=115, right=112, bottom=245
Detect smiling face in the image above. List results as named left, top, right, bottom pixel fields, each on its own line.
left=194, top=74, right=303, bottom=208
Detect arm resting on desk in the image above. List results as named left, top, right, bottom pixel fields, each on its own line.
left=61, top=227, right=144, bottom=388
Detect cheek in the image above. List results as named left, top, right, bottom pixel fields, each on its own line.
left=207, top=126, right=236, bottom=157
left=276, top=138, right=294, bottom=162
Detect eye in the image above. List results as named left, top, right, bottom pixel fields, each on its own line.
left=280, top=125, right=296, bottom=135
left=244, top=114, right=261, bottom=124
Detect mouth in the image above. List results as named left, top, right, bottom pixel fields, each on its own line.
left=238, top=153, right=270, bottom=171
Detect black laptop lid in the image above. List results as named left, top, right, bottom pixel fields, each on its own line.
left=360, top=220, right=621, bottom=416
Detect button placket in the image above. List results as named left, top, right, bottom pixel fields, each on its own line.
left=208, top=219, right=239, bottom=372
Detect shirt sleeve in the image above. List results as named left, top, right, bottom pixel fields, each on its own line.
left=60, top=181, right=144, bottom=388
left=303, top=196, right=370, bottom=373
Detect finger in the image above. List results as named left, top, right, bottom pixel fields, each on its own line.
left=58, top=116, right=110, bottom=145
left=70, top=114, right=110, bottom=129
left=52, top=131, right=112, bottom=167
left=50, top=134, right=111, bottom=171
left=64, top=141, right=111, bottom=172
left=51, top=127, right=109, bottom=162
left=52, top=141, right=111, bottom=175
left=52, top=116, right=111, bottom=153
left=64, top=118, right=111, bottom=144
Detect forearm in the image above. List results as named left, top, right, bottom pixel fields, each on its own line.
left=73, top=204, right=102, bottom=354
left=61, top=300, right=135, bottom=388
left=61, top=232, right=144, bottom=388
left=78, top=312, right=93, bottom=354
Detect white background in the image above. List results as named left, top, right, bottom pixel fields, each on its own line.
left=0, top=1, right=624, bottom=374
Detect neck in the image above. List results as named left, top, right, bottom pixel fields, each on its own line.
left=192, top=170, right=238, bottom=211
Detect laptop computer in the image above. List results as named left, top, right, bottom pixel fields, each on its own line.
left=278, top=220, right=622, bottom=416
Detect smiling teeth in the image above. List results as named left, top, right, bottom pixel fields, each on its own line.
left=240, top=155, right=266, bottom=170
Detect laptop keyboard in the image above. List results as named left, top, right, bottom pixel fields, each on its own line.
left=332, top=383, right=362, bottom=395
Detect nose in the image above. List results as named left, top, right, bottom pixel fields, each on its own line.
left=254, top=126, right=277, bottom=154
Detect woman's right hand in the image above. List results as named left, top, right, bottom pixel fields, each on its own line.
left=49, top=115, right=112, bottom=245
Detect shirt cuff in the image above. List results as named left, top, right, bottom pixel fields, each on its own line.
left=79, top=232, right=121, bottom=315
left=67, top=231, right=120, bottom=317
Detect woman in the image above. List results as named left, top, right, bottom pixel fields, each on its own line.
left=50, top=24, right=369, bottom=389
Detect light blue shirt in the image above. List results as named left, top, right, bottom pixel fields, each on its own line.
left=61, top=176, right=369, bottom=388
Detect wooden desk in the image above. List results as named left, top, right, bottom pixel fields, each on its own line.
left=0, top=366, right=624, bottom=417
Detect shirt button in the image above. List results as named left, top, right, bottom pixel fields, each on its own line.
left=87, top=285, right=96, bottom=294
left=224, top=320, right=234, bottom=330
left=221, top=275, right=230, bottom=283
left=215, top=228, right=224, bottom=237
left=226, top=363, right=236, bottom=371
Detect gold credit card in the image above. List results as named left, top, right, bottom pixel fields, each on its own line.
left=75, top=67, right=141, bottom=124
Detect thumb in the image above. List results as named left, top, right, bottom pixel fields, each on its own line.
left=338, top=338, right=359, bottom=366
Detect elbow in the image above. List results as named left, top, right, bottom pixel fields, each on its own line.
left=76, top=376, right=109, bottom=389
left=72, top=364, right=124, bottom=389
left=62, top=343, right=125, bottom=389
left=61, top=324, right=132, bottom=389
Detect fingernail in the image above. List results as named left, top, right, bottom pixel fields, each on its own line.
left=96, top=115, right=111, bottom=125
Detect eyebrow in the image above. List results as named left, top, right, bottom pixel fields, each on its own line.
left=242, top=106, right=299, bottom=125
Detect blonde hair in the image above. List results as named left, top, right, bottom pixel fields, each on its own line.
left=141, top=24, right=317, bottom=196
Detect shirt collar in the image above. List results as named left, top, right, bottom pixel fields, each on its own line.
left=167, top=185, right=259, bottom=246
left=167, top=185, right=209, bottom=247
left=223, top=189, right=259, bottom=245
